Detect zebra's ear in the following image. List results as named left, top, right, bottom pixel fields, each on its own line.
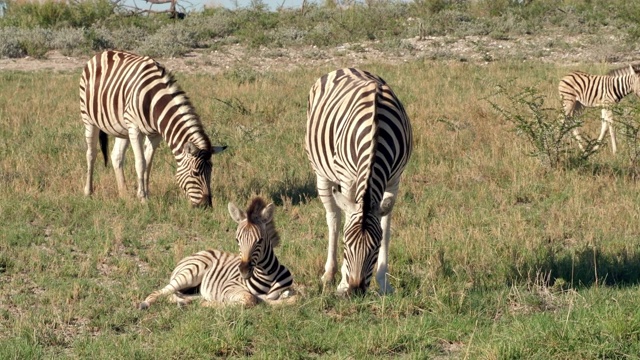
left=377, top=197, right=395, bottom=217
left=212, top=145, right=227, bottom=154
left=332, top=187, right=359, bottom=214
left=228, top=202, right=246, bottom=223
left=183, top=141, right=199, bottom=156
left=261, top=203, right=275, bottom=223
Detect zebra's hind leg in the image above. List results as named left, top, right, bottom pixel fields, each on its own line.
left=142, top=135, right=162, bottom=198
left=84, top=124, right=99, bottom=196
left=111, top=137, right=130, bottom=198
left=139, top=284, right=177, bottom=310
left=170, top=293, right=199, bottom=308
left=601, top=108, right=617, bottom=154
left=139, top=282, right=200, bottom=310
left=126, top=125, right=148, bottom=202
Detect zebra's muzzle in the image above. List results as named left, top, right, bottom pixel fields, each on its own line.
left=238, top=261, right=253, bottom=279
left=191, top=195, right=212, bottom=208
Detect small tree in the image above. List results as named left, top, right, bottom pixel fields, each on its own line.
left=489, top=83, right=589, bottom=169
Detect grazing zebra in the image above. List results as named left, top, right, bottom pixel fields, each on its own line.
left=558, top=64, right=640, bottom=154
left=79, top=50, right=227, bottom=207
left=139, top=197, right=295, bottom=309
left=305, top=68, right=412, bottom=296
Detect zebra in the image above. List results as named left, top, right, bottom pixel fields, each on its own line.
left=80, top=50, right=227, bottom=207
left=305, top=68, right=412, bottom=296
left=139, top=197, right=295, bottom=309
left=558, top=64, right=640, bottom=155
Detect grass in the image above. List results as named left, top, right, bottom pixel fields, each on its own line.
left=2, top=59, right=640, bottom=358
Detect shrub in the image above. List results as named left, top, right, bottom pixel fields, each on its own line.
left=136, top=23, right=197, bottom=58
left=0, top=0, right=114, bottom=29
left=489, top=84, right=585, bottom=169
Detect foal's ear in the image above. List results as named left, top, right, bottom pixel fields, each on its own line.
left=228, top=202, right=246, bottom=223
left=261, top=203, right=275, bottom=223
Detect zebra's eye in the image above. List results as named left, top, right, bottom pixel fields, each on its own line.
left=191, top=170, right=199, bottom=177
left=257, top=237, right=264, bottom=243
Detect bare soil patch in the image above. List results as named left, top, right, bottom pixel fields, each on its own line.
left=1, top=33, right=637, bottom=74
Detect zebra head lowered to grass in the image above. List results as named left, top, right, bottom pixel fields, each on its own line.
left=139, top=197, right=295, bottom=309
left=305, top=68, right=413, bottom=296
left=558, top=64, right=640, bottom=155
left=79, top=50, right=227, bottom=207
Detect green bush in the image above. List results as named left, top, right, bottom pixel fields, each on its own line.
left=490, top=84, right=585, bottom=169
left=136, top=23, right=197, bottom=58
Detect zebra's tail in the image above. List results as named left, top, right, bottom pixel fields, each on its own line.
left=98, top=131, right=108, bottom=167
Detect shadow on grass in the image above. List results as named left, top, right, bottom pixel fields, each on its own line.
left=269, top=174, right=317, bottom=207
left=569, top=160, right=640, bottom=181
left=511, top=245, right=640, bottom=288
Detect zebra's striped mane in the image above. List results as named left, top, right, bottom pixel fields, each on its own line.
left=154, top=62, right=213, bottom=153
left=246, top=197, right=280, bottom=248
left=355, top=79, right=381, bottom=217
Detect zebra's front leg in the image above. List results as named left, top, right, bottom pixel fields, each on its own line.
left=224, top=289, right=259, bottom=308
left=111, top=137, right=130, bottom=198
left=127, top=127, right=148, bottom=202
left=84, top=125, right=99, bottom=196
left=142, top=135, right=162, bottom=198
left=376, top=188, right=398, bottom=295
left=317, top=176, right=341, bottom=290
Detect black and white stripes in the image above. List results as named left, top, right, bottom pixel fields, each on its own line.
left=139, top=197, right=294, bottom=309
left=79, top=50, right=226, bottom=207
left=305, top=68, right=412, bottom=295
left=558, top=64, right=640, bottom=154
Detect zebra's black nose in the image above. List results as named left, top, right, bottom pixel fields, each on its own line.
left=239, top=262, right=253, bottom=279
left=192, top=195, right=212, bottom=208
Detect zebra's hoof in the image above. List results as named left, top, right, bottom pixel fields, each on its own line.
left=139, top=302, right=150, bottom=310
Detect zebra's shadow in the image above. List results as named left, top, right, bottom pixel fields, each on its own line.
left=508, top=245, right=640, bottom=288
left=269, top=174, right=317, bottom=207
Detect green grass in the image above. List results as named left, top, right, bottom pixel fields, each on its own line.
left=2, top=60, right=640, bottom=358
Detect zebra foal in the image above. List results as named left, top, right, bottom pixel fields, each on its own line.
left=139, top=197, right=294, bottom=309
left=80, top=50, right=226, bottom=207
left=558, top=64, right=640, bottom=155
left=305, top=68, right=412, bottom=296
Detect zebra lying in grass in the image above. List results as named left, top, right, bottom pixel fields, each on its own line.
left=139, top=197, right=295, bottom=309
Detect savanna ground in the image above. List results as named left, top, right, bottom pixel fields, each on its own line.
left=4, top=1, right=640, bottom=359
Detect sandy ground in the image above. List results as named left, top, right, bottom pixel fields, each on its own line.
left=1, top=33, right=638, bottom=74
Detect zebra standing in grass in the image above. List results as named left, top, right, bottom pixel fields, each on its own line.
left=558, top=64, right=640, bottom=155
left=305, top=68, right=412, bottom=296
left=80, top=50, right=227, bottom=207
left=139, top=197, right=294, bottom=309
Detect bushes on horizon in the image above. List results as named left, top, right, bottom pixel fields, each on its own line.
left=0, top=0, right=115, bottom=29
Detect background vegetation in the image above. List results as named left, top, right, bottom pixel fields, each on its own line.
left=3, top=0, right=640, bottom=358
left=2, top=0, right=640, bottom=58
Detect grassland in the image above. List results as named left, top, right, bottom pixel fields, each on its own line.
left=2, top=58, right=640, bottom=359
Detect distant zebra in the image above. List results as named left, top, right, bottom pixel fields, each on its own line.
left=139, top=197, right=295, bottom=309
left=305, top=68, right=412, bottom=296
left=558, top=64, right=640, bottom=154
left=80, top=50, right=227, bottom=207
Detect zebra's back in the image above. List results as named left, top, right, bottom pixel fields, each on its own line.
left=559, top=70, right=633, bottom=108
left=80, top=50, right=158, bottom=138
left=306, top=68, right=412, bottom=205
